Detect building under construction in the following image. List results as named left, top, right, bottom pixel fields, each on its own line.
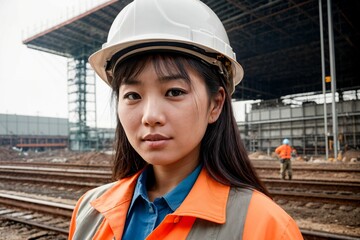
left=238, top=93, right=360, bottom=156
left=0, top=113, right=116, bottom=151
left=0, top=114, right=68, bottom=151
left=22, top=0, right=359, bottom=155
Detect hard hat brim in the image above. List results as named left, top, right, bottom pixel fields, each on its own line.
left=89, top=35, right=243, bottom=93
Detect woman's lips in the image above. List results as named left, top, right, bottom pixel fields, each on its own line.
left=142, top=134, right=171, bottom=148
left=143, top=133, right=170, bottom=141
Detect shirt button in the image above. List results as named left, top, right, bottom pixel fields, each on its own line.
left=149, top=206, right=154, bottom=213
left=173, top=216, right=181, bottom=223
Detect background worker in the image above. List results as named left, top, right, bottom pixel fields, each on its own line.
left=275, top=138, right=293, bottom=180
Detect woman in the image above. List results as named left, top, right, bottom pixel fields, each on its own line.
left=69, top=0, right=303, bottom=239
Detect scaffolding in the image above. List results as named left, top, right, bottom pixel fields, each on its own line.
left=67, top=55, right=98, bottom=151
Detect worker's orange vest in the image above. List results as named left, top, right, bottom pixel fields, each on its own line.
left=275, top=144, right=292, bottom=159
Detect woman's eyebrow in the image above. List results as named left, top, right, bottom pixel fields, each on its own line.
left=122, top=74, right=188, bottom=85
left=122, top=78, right=141, bottom=85
left=158, top=74, right=188, bottom=83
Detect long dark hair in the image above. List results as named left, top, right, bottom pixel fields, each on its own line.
left=110, top=52, right=270, bottom=197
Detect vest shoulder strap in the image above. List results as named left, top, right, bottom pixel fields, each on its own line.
left=187, top=187, right=253, bottom=240
left=72, top=182, right=117, bottom=240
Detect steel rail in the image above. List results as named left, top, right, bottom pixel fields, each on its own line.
left=261, top=176, right=360, bottom=184
left=301, top=229, right=360, bottom=240
left=0, top=161, right=111, bottom=170
left=3, top=216, right=68, bottom=235
left=253, top=165, right=360, bottom=172
left=0, top=169, right=109, bottom=179
left=0, top=175, right=102, bottom=187
left=1, top=161, right=359, bottom=172
left=262, top=179, right=360, bottom=192
left=0, top=165, right=110, bottom=175
left=0, top=193, right=73, bottom=218
left=270, top=190, right=360, bottom=205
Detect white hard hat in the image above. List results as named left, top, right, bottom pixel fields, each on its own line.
left=283, top=139, right=290, bottom=145
left=89, top=0, right=244, bottom=94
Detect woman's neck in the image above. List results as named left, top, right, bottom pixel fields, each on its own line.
left=147, top=160, right=199, bottom=202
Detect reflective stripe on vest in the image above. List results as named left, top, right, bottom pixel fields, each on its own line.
left=187, top=188, right=252, bottom=240
left=73, top=182, right=116, bottom=240
left=72, top=184, right=253, bottom=239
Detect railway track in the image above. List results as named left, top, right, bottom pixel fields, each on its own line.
left=2, top=160, right=360, bottom=172
left=0, top=193, right=358, bottom=240
left=0, top=165, right=359, bottom=205
left=1, top=161, right=359, bottom=179
left=263, top=179, right=360, bottom=205
left=0, top=162, right=359, bottom=239
left=1, top=176, right=358, bottom=206
left=0, top=193, right=71, bottom=239
left=0, top=165, right=110, bottom=185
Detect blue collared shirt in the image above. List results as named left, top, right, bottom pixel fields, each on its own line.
left=122, top=164, right=202, bottom=240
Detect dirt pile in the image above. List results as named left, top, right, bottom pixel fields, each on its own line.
left=249, top=151, right=275, bottom=160
left=341, top=149, right=360, bottom=162
left=0, top=147, right=21, bottom=160
left=0, top=148, right=114, bottom=166
left=71, top=151, right=113, bottom=165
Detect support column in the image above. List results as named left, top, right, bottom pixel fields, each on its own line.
left=319, top=0, right=329, bottom=160
left=327, top=0, right=339, bottom=159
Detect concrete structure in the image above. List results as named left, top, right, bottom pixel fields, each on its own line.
left=0, top=114, right=116, bottom=151
left=0, top=114, right=68, bottom=151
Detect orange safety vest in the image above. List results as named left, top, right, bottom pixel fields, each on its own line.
left=68, top=168, right=303, bottom=240
left=275, top=144, right=293, bottom=159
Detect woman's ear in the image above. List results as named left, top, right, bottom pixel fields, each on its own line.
left=208, top=87, right=225, bottom=123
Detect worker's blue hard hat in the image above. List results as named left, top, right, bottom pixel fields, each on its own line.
left=283, top=139, right=290, bottom=145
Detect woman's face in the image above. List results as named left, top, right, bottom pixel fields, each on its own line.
left=117, top=60, right=218, bottom=169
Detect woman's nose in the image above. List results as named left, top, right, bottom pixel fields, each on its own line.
left=141, top=98, right=165, bottom=126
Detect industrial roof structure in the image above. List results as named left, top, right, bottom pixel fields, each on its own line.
left=23, top=0, right=359, bottom=101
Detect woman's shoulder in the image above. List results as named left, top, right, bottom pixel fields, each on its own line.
left=77, top=181, right=118, bottom=208
left=229, top=187, right=286, bottom=216
left=230, top=187, right=303, bottom=239
left=87, top=182, right=118, bottom=197
left=248, top=191, right=303, bottom=239
left=249, top=190, right=289, bottom=215
left=80, top=172, right=141, bottom=206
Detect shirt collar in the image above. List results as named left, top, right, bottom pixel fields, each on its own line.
left=128, top=164, right=202, bottom=212
left=127, top=166, right=150, bottom=212
left=91, top=166, right=230, bottom=232
left=163, top=164, right=202, bottom=211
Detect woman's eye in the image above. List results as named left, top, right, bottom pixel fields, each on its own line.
left=166, top=89, right=186, bottom=97
left=123, top=92, right=141, bottom=100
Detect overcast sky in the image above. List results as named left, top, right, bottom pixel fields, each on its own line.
left=0, top=0, right=118, bottom=128
left=0, top=0, right=246, bottom=128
